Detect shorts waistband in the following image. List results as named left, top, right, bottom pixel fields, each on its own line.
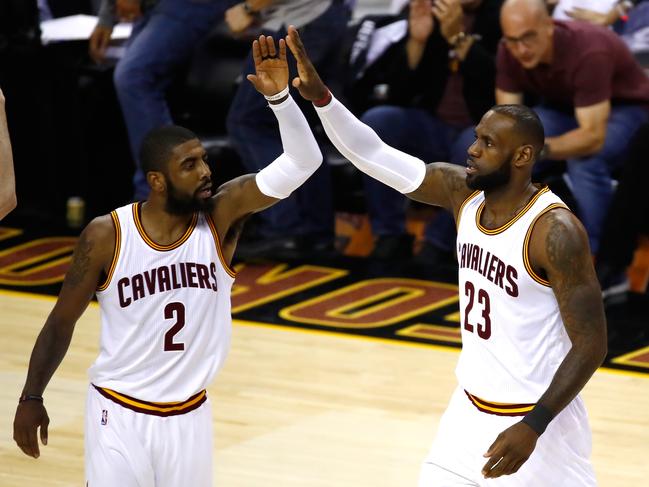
left=464, top=390, right=535, bottom=417
left=93, top=384, right=207, bottom=417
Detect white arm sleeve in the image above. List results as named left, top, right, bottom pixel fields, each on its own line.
left=255, top=95, right=323, bottom=199
left=314, top=95, right=426, bottom=194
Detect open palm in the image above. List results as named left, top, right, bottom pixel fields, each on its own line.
left=246, top=35, right=289, bottom=97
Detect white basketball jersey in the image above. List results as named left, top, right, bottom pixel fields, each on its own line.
left=455, top=187, right=570, bottom=404
left=89, top=203, right=235, bottom=403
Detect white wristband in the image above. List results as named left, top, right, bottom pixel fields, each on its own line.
left=264, top=85, right=290, bottom=101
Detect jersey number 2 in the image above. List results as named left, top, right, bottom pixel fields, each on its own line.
left=463, top=281, right=491, bottom=340
left=164, top=302, right=185, bottom=351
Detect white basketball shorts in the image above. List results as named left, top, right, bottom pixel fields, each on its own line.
left=419, top=386, right=596, bottom=486
left=85, top=384, right=213, bottom=487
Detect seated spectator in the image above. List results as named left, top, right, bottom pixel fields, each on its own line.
left=90, top=0, right=238, bottom=201
left=497, top=0, right=649, bottom=254
left=226, top=0, right=352, bottom=256
left=345, top=0, right=503, bottom=263
left=596, top=122, right=649, bottom=298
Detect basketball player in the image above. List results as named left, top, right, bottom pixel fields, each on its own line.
left=284, top=26, right=607, bottom=485
left=13, top=35, right=321, bottom=486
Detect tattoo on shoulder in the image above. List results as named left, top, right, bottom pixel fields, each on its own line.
left=545, top=211, right=583, bottom=283
left=439, top=165, right=466, bottom=193
left=66, top=233, right=93, bottom=288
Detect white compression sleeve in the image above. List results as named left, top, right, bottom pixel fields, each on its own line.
left=314, top=95, right=426, bottom=194
left=255, top=95, right=323, bottom=199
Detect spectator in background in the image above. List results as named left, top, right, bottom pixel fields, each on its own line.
left=596, top=123, right=649, bottom=298
left=345, top=0, right=503, bottom=263
left=497, top=0, right=649, bottom=254
left=226, top=0, right=352, bottom=256
left=89, top=0, right=238, bottom=201
left=0, top=88, right=17, bottom=220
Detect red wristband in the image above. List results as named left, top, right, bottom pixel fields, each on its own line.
left=313, top=89, right=332, bottom=107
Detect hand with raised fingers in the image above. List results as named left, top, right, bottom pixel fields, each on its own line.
left=13, top=400, right=50, bottom=459
left=284, top=25, right=329, bottom=103
left=481, top=422, right=538, bottom=479
left=432, top=0, right=464, bottom=44
left=246, top=35, right=289, bottom=98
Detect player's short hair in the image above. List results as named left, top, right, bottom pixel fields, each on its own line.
left=491, top=105, right=545, bottom=158
left=140, top=125, right=199, bottom=175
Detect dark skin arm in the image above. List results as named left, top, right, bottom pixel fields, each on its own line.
left=13, top=215, right=115, bottom=458
left=481, top=208, right=607, bottom=479
left=285, top=25, right=475, bottom=219
left=406, top=162, right=475, bottom=219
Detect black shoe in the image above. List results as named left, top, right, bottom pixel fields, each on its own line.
left=370, top=234, right=413, bottom=260
left=414, top=241, right=457, bottom=269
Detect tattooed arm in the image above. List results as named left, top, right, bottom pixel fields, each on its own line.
left=407, top=163, right=475, bottom=218
left=529, top=208, right=607, bottom=415
left=481, top=208, right=606, bottom=479
left=13, top=215, right=115, bottom=458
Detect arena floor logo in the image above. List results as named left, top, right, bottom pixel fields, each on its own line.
left=1, top=225, right=648, bottom=375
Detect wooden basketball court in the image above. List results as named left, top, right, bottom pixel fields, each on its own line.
left=1, top=290, right=648, bottom=486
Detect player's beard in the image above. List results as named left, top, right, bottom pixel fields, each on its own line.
left=466, top=154, right=513, bottom=192
left=165, top=179, right=213, bottom=215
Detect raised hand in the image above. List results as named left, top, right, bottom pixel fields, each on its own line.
left=481, top=422, right=538, bottom=479
left=432, top=0, right=464, bottom=43
left=285, top=25, right=328, bottom=102
left=246, top=35, right=289, bottom=98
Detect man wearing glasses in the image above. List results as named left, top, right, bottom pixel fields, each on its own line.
left=496, top=0, right=649, bottom=260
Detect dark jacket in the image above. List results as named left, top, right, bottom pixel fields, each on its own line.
left=345, top=0, right=503, bottom=123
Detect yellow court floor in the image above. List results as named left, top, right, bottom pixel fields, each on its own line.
left=1, top=290, right=648, bottom=486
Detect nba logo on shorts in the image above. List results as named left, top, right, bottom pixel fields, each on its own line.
left=101, top=409, right=108, bottom=425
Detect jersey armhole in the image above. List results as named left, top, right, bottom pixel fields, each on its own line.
left=455, top=190, right=482, bottom=230
left=97, top=211, right=121, bottom=292
left=205, top=214, right=237, bottom=279
left=523, top=203, right=569, bottom=288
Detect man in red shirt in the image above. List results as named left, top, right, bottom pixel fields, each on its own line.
left=496, top=0, right=649, bottom=254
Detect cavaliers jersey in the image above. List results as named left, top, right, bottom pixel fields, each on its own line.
left=88, top=202, right=235, bottom=403
left=454, top=186, right=570, bottom=405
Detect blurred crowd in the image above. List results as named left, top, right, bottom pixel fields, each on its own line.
left=1, top=0, right=649, bottom=299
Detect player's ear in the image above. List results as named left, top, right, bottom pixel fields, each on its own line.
left=513, top=144, right=534, bottom=168
left=148, top=171, right=167, bottom=193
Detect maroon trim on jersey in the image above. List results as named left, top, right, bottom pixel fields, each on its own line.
left=93, top=384, right=207, bottom=417
left=97, top=211, right=121, bottom=292
left=464, top=390, right=535, bottom=417
left=205, top=214, right=236, bottom=278
left=132, top=202, right=198, bottom=252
